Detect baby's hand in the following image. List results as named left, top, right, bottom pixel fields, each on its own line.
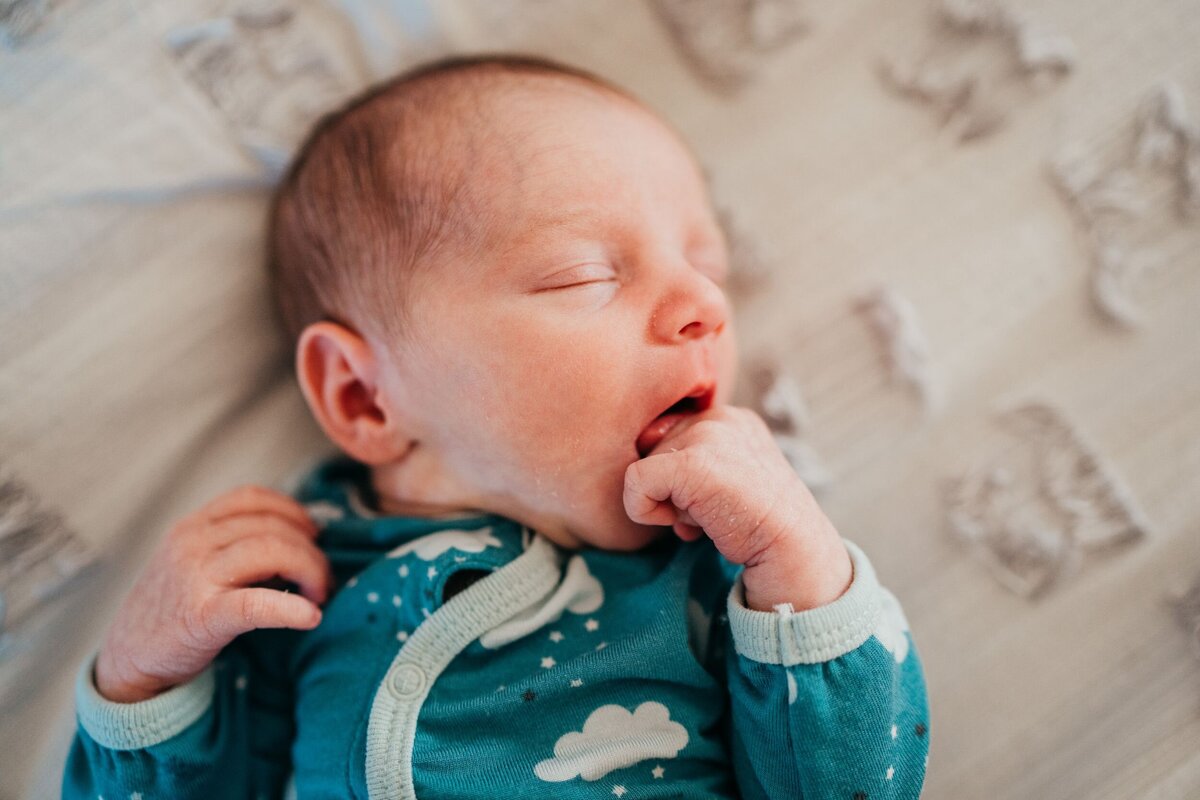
left=623, top=405, right=852, bottom=612
left=94, top=486, right=332, bottom=703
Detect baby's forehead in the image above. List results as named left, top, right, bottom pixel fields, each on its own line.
left=454, top=90, right=708, bottom=208
left=365, top=75, right=717, bottom=290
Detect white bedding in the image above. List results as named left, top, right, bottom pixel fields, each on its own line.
left=3, top=1, right=1199, bottom=798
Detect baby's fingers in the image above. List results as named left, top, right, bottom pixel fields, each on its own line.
left=209, top=535, right=333, bottom=606
left=623, top=452, right=690, bottom=527
left=201, top=485, right=316, bottom=534
left=203, top=588, right=322, bottom=640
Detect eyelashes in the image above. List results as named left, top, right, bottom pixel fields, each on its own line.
left=552, top=278, right=619, bottom=290
left=536, top=262, right=616, bottom=292
left=536, top=259, right=729, bottom=295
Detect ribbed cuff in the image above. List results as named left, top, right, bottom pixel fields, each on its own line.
left=726, top=539, right=882, bottom=665
left=74, top=651, right=215, bottom=751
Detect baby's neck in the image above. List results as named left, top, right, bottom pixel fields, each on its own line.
left=368, top=471, right=479, bottom=519
left=368, top=463, right=584, bottom=549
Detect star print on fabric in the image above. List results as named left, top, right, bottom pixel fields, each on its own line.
left=886, top=765, right=894, bottom=780
left=392, top=595, right=402, bottom=607
left=398, top=564, right=409, bottom=578
left=367, top=592, right=379, bottom=603
left=915, top=722, right=927, bottom=737
left=131, top=793, right=143, bottom=800
left=496, top=685, right=506, bottom=692
left=585, top=618, right=600, bottom=631
left=595, top=641, right=607, bottom=651
left=891, top=724, right=897, bottom=740
left=541, top=657, right=556, bottom=669
left=346, top=576, right=358, bottom=588
left=613, top=786, right=626, bottom=797
left=523, top=689, right=537, bottom=702
left=235, top=675, right=247, bottom=691
left=853, top=793, right=867, bottom=800
left=427, top=566, right=438, bottom=579
left=652, top=765, right=664, bottom=779
left=396, top=631, right=408, bottom=642
left=549, top=630, right=564, bottom=642
left=570, top=679, right=584, bottom=688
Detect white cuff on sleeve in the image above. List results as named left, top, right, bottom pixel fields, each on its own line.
left=74, top=651, right=215, bottom=751
left=726, top=539, right=883, bottom=665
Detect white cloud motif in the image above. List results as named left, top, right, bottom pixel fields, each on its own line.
left=384, top=528, right=502, bottom=561
left=534, top=702, right=688, bottom=783
left=873, top=587, right=910, bottom=664
left=480, top=555, right=604, bottom=649
left=565, top=555, right=604, bottom=614
left=303, top=501, right=344, bottom=524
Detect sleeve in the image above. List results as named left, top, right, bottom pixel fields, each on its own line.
left=712, top=538, right=929, bottom=800
left=61, top=627, right=302, bottom=800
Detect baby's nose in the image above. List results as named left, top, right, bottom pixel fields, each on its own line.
left=654, top=267, right=729, bottom=343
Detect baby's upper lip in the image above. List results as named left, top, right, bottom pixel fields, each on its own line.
left=674, top=381, right=716, bottom=413
left=636, top=379, right=717, bottom=446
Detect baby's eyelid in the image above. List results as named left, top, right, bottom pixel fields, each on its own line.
left=541, top=263, right=617, bottom=289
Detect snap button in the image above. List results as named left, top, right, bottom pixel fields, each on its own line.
left=386, top=664, right=426, bottom=700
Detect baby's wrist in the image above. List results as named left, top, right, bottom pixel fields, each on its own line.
left=94, top=648, right=173, bottom=704
left=741, top=527, right=852, bottom=612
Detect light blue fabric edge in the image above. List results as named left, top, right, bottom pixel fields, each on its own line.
left=364, top=532, right=564, bottom=800
left=73, top=652, right=215, bottom=751
left=726, top=539, right=883, bottom=665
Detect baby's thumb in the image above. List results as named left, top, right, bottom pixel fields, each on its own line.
left=205, top=588, right=323, bottom=640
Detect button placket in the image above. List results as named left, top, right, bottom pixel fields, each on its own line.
left=386, top=664, right=426, bottom=700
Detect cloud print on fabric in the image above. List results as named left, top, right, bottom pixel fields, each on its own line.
left=480, top=555, right=604, bottom=649
left=384, top=527, right=502, bottom=561
left=534, top=701, right=688, bottom=782
left=873, top=587, right=911, bottom=663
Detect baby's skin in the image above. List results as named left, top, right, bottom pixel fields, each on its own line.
left=94, top=79, right=853, bottom=704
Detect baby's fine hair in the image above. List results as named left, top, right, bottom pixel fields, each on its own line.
left=266, top=54, right=630, bottom=346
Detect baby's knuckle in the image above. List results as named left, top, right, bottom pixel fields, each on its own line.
left=239, top=592, right=268, bottom=627
left=678, top=448, right=714, bottom=497
left=167, top=515, right=201, bottom=544
left=187, top=598, right=222, bottom=646
left=247, top=532, right=291, bottom=559
left=161, top=534, right=197, bottom=570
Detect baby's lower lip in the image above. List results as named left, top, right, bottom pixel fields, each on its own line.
left=635, top=412, right=689, bottom=458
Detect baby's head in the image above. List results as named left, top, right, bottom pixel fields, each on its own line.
left=269, top=55, right=738, bottom=552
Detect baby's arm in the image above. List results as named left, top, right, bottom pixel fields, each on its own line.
left=626, top=405, right=928, bottom=797
left=62, top=486, right=331, bottom=799
left=716, top=542, right=929, bottom=799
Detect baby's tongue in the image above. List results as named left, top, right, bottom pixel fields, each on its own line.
left=636, top=412, right=688, bottom=458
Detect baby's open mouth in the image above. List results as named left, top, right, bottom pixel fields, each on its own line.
left=635, top=384, right=715, bottom=458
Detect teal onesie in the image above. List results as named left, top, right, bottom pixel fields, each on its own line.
left=63, top=456, right=930, bottom=799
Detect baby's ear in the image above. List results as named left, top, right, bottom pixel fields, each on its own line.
left=295, top=321, right=408, bottom=465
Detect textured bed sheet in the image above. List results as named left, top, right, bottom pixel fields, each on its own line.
left=2, top=1, right=1198, bottom=798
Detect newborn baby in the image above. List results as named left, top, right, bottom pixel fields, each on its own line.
left=63, top=55, right=929, bottom=799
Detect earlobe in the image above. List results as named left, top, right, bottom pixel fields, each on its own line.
left=296, top=321, right=407, bottom=465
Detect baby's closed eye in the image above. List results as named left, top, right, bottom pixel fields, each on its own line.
left=538, top=263, right=618, bottom=291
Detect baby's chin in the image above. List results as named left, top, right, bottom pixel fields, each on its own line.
left=554, top=512, right=673, bottom=553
